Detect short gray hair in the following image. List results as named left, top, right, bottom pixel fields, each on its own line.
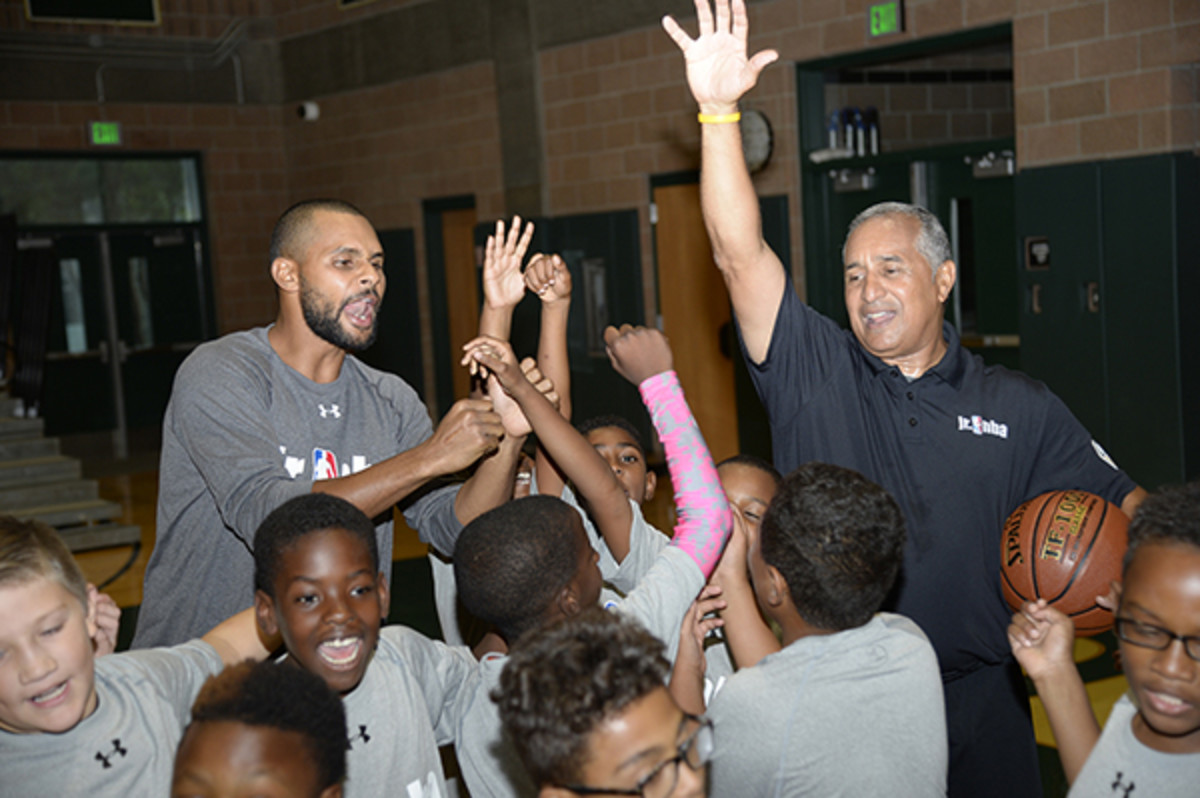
left=842, top=202, right=953, bottom=281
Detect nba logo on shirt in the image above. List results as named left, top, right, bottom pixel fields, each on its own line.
left=313, top=448, right=339, bottom=481
left=971, top=415, right=984, bottom=436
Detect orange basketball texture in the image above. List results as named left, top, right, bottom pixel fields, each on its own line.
left=1000, top=490, right=1129, bottom=636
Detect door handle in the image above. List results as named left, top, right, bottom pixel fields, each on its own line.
left=1030, top=283, right=1042, bottom=315
left=1085, top=281, right=1100, bottom=313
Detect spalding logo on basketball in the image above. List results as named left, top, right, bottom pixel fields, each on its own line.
left=1000, top=490, right=1129, bottom=636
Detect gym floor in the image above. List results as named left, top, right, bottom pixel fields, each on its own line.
left=71, top=432, right=1123, bottom=797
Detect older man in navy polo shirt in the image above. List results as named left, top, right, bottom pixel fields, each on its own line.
left=664, top=2, right=1146, bottom=796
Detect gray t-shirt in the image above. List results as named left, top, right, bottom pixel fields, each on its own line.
left=0, top=640, right=223, bottom=797
left=454, top=546, right=705, bottom=798
left=707, top=613, right=948, bottom=797
left=1069, top=693, right=1200, bottom=797
left=135, top=327, right=461, bottom=648
left=338, top=625, right=480, bottom=798
left=431, top=481, right=670, bottom=646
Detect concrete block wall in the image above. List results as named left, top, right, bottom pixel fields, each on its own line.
left=0, top=99, right=289, bottom=331
left=1, top=0, right=1196, bottom=348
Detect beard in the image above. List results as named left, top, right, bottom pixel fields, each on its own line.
left=300, top=279, right=380, bottom=352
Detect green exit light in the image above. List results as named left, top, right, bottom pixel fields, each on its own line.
left=89, top=121, right=122, bottom=146
left=869, top=1, right=904, bottom=37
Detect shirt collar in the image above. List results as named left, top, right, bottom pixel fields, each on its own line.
left=857, top=321, right=966, bottom=388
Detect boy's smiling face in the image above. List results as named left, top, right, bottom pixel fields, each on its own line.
left=255, top=528, right=388, bottom=696
left=0, top=577, right=98, bottom=734
left=1119, top=541, right=1200, bottom=754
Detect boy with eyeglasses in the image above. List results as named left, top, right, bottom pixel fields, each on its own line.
left=494, top=608, right=710, bottom=798
left=1009, top=480, right=1200, bottom=794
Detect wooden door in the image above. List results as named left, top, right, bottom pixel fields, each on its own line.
left=441, top=207, right=479, bottom=402
left=653, top=182, right=739, bottom=463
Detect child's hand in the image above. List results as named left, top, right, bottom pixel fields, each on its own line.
left=677, top=585, right=727, bottom=679
left=711, top=510, right=751, bottom=588
left=88, top=584, right=122, bottom=657
left=1008, top=599, right=1076, bottom=681
left=603, top=324, right=674, bottom=385
left=485, top=358, right=558, bottom=438
left=462, top=335, right=525, bottom=390
left=1095, top=579, right=1123, bottom=613
left=524, top=253, right=572, bottom=306
left=483, top=216, right=535, bottom=311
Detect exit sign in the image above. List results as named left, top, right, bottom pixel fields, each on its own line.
left=868, top=1, right=904, bottom=37
left=89, top=121, right=122, bottom=146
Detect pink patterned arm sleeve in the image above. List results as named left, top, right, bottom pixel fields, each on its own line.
left=638, top=370, right=732, bottom=578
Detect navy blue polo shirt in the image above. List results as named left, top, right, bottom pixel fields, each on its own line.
left=743, top=281, right=1135, bottom=677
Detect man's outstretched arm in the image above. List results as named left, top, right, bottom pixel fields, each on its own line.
left=663, top=0, right=786, bottom=364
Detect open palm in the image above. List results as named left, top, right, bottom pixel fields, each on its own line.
left=663, top=0, right=778, bottom=110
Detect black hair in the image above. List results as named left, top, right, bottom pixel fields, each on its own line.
left=454, top=495, right=583, bottom=642
left=1123, top=481, right=1200, bottom=574
left=493, top=607, right=670, bottom=787
left=253, top=493, right=379, bottom=598
left=269, top=198, right=368, bottom=264
left=577, top=414, right=646, bottom=456
left=760, top=462, right=906, bottom=631
left=182, top=659, right=348, bottom=790
left=717, top=453, right=783, bottom=486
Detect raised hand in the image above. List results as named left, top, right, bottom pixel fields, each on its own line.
left=486, top=357, right=558, bottom=437
left=483, top=216, right=535, bottom=311
left=662, top=0, right=779, bottom=113
left=89, top=584, right=122, bottom=657
left=426, top=397, right=506, bottom=473
left=462, top=334, right=522, bottom=386
left=1008, top=599, right=1076, bottom=682
left=712, top=509, right=751, bottom=587
left=524, top=253, right=572, bottom=306
left=603, top=324, right=674, bottom=385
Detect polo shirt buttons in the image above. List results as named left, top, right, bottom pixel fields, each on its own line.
left=907, top=391, right=914, bottom=400
left=908, top=417, right=918, bottom=426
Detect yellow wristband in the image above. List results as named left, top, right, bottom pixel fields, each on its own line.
left=698, top=112, right=741, bottom=124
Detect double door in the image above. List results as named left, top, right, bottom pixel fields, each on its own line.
left=24, top=226, right=212, bottom=452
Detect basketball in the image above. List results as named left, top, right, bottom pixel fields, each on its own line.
left=1000, top=490, right=1130, bottom=636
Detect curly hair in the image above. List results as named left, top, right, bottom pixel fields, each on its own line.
left=454, top=495, right=582, bottom=642
left=0, top=516, right=88, bottom=609
left=1123, top=480, right=1200, bottom=573
left=184, top=660, right=347, bottom=790
left=493, top=608, right=670, bottom=786
left=269, top=198, right=369, bottom=265
left=760, top=462, right=906, bottom=631
left=253, top=493, right=378, bottom=598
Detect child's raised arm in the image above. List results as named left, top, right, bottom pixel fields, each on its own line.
left=478, top=216, right=535, bottom=341
left=462, top=335, right=634, bottom=560
left=524, top=253, right=572, bottom=498
left=604, top=325, right=732, bottom=578
left=1008, top=600, right=1101, bottom=783
left=708, top=512, right=781, bottom=668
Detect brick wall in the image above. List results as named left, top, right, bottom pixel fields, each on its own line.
left=282, top=61, right=505, bottom=392
left=537, top=0, right=1198, bottom=308
left=0, top=99, right=289, bottom=332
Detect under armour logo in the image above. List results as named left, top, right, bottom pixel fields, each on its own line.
left=319, top=404, right=342, bottom=419
left=348, top=724, right=371, bottom=749
left=95, top=739, right=127, bottom=769
left=1111, top=773, right=1135, bottom=796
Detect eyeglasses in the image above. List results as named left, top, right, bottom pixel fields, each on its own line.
left=561, top=715, right=714, bottom=798
left=1115, top=617, right=1200, bottom=661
